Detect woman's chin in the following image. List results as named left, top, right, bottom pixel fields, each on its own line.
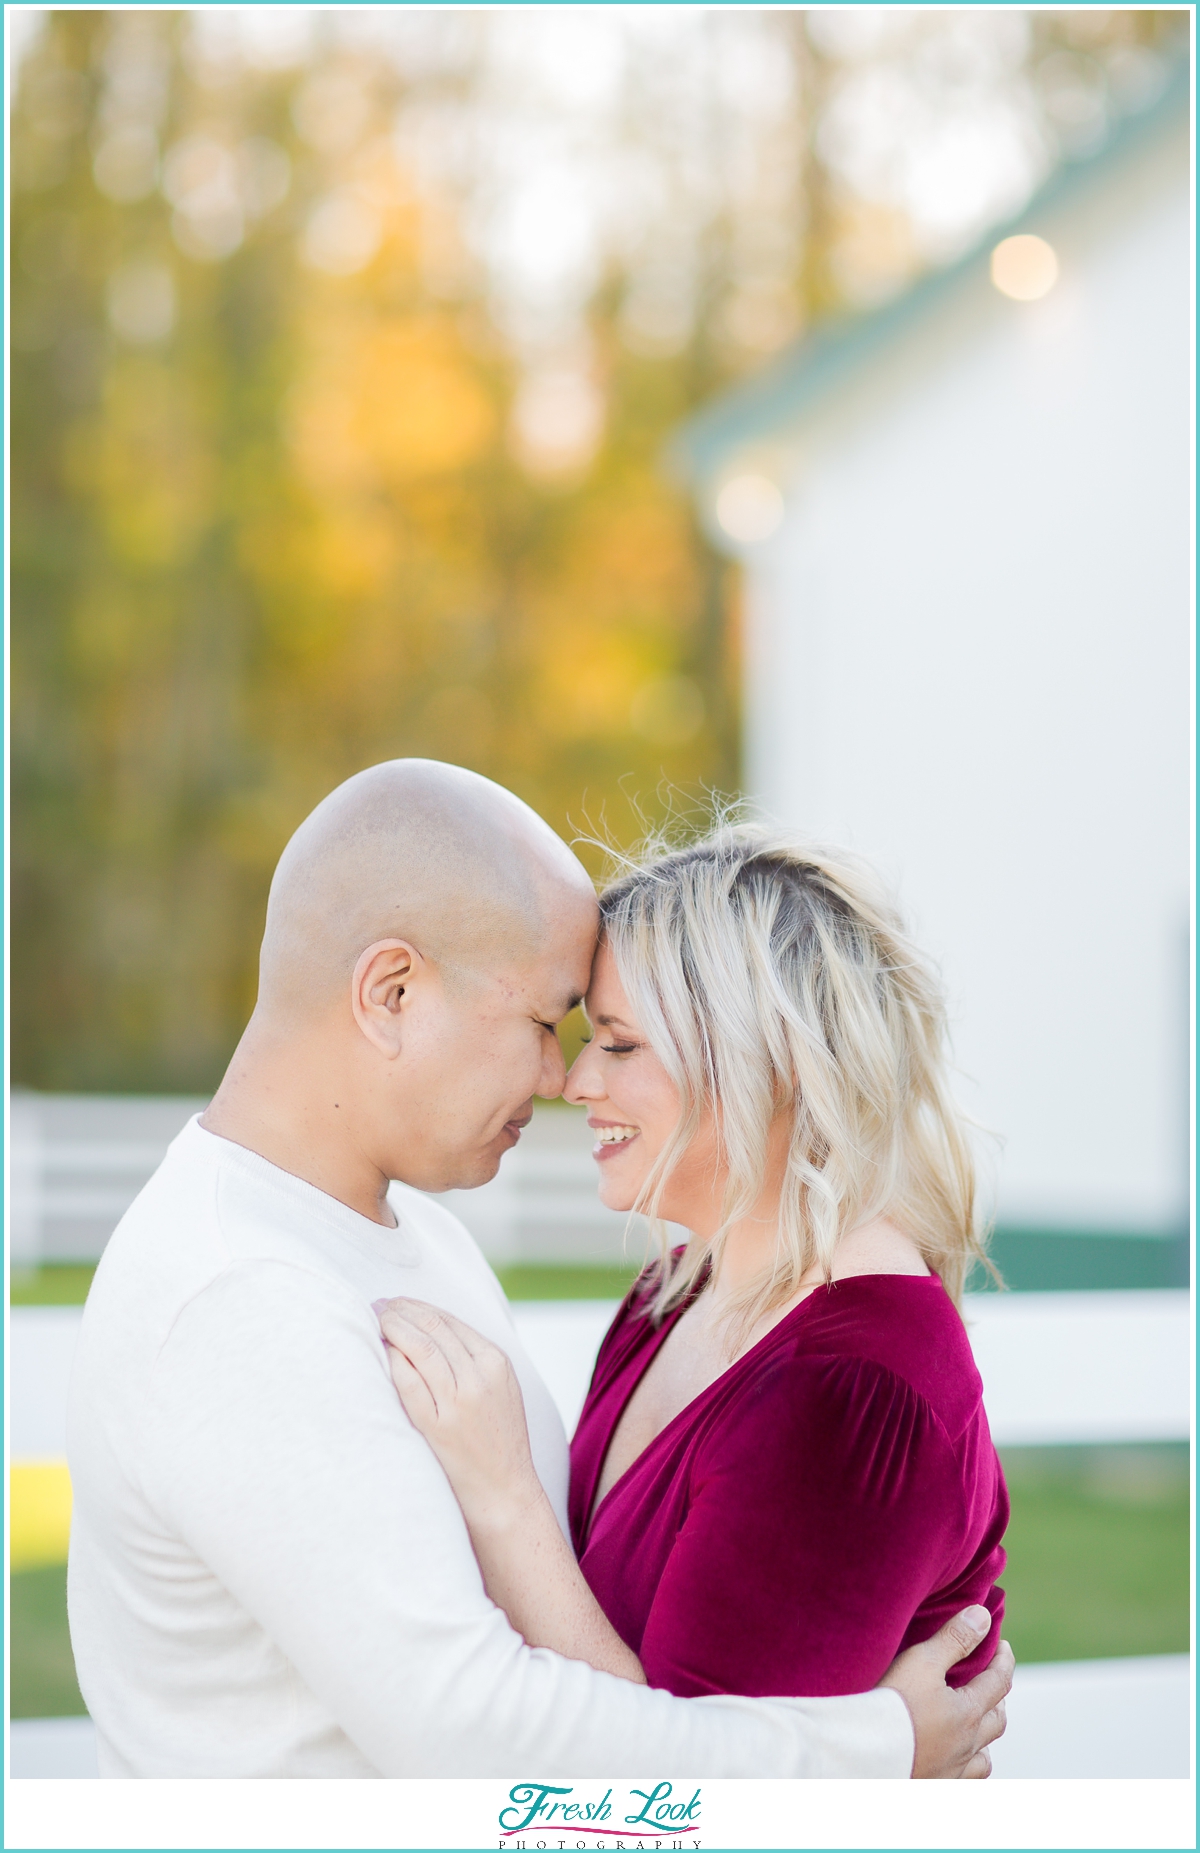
left=595, top=1172, right=640, bottom=1215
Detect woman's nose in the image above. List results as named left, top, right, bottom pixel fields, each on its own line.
left=563, top=1045, right=601, bottom=1104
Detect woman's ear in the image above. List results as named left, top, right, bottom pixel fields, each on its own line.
left=351, top=939, right=421, bottom=1057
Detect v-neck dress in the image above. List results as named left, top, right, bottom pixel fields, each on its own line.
left=569, top=1270, right=1008, bottom=1699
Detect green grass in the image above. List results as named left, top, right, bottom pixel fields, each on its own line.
left=13, top=1230, right=1189, bottom=1307
left=997, top=1444, right=1191, bottom=1664
left=9, top=1261, right=643, bottom=1307
left=10, top=1564, right=86, bottom=1718
left=497, top=1262, right=640, bottom=1301
left=10, top=1264, right=99, bottom=1306
left=11, top=1444, right=1189, bottom=1719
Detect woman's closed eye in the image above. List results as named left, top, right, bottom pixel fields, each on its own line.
left=600, top=1042, right=640, bottom=1055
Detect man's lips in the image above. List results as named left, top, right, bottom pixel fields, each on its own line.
left=502, top=1114, right=533, bottom=1140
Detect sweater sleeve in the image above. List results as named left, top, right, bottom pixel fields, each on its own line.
left=142, top=1261, right=915, bottom=1776
left=637, top=1353, right=965, bottom=1699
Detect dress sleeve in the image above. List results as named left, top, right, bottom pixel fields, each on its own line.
left=636, top=1352, right=966, bottom=1698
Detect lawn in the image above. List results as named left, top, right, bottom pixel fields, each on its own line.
left=10, top=1231, right=1189, bottom=1304
left=11, top=1260, right=644, bottom=1307
left=497, top=1262, right=639, bottom=1301
left=10, top=1265, right=101, bottom=1307
left=11, top=1441, right=1189, bottom=1718
left=11, top=1264, right=1190, bottom=1715
left=10, top=1563, right=86, bottom=1718
left=998, top=1444, right=1190, bottom=1664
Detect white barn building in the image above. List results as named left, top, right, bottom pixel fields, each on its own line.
left=676, top=73, right=1190, bottom=1254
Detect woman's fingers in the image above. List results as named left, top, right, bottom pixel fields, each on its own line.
left=377, top=1299, right=460, bottom=1371
left=378, top=1306, right=463, bottom=1416
left=385, top=1341, right=441, bottom=1436
left=373, top=1297, right=541, bottom=1528
left=378, top=1299, right=475, bottom=1373
left=373, top=1295, right=528, bottom=1467
left=388, top=1299, right=495, bottom=1371
left=423, top=1304, right=501, bottom=1365
left=408, top=1303, right=522, bottom=1405
left=377, top=1298, right=514, bottom=1411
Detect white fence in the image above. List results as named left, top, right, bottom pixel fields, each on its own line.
left=8, top=1296, right=1193, bottom=1783
left=10, top=1290, right=1191, bottom=1465
left=9, top=1093, right=638, bottom=1268
left=9, top=1097, right=1192, bottom=1785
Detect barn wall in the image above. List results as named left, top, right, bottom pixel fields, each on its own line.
left=742, top=117, right=1190, bottom=1233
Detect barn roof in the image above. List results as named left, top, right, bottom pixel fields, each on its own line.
left=672, top=58, right=1190, bottom=486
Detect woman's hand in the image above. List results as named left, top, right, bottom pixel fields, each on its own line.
left=373, top=1298, right=543, bottom=1532
left=374, top=1295, right=645, bottom=1683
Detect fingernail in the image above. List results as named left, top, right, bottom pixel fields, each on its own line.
left=371, top=1299, right=388, bottom=1317
left=963, top=1605, right=991, bottom=1634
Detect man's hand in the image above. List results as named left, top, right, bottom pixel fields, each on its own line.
left=881, top=1607, right=1013, bottom=1778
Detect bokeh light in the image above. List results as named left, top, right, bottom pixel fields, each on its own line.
left=991, top=232, right=1060, bottom=300
left=715, top=474, right=786, bottom=546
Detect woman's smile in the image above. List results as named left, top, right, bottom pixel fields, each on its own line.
left=589, top=1119, right=641, bottom=1160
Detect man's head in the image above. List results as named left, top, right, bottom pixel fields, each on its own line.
left=254, top=760, right=598, bottom=1192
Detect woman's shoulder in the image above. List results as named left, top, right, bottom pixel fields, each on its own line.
left=698, top=1342, right=964, bottom=1515
left=769, top=1274, right=984, bottom=1443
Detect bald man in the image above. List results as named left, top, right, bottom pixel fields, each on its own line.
left=66, top=760, right=1010, bottom=1779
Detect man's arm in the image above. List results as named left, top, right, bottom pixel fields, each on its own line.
left=143, top=1261, right=999, bottom=1777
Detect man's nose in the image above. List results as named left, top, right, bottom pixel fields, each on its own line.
left=535, top=1034, right=567, bottom=1100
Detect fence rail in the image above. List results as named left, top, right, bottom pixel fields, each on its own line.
left=8, top=1093, right=640, bottom=1268
left=9, top=1093, right=1189, bottom=1286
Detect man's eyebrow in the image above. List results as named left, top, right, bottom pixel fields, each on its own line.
left=541, top=994, right=583, bottom=1021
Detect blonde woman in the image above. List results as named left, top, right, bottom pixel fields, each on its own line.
left=377, top=826, right=1008, bottom=1704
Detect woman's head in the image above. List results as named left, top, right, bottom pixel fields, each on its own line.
left=565, top=822, right=990, bottom=1323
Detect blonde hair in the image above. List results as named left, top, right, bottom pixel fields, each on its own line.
left=598, top=821, right=994, bottom=1334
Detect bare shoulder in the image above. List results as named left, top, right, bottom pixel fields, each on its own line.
left=831, top=1214, right=932, bottom=1280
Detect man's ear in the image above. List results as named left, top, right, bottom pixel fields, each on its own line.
left=351, top=940, right=422, bottom=1057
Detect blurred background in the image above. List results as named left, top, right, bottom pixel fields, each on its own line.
left=8, top=5, right=1192, bottom=1781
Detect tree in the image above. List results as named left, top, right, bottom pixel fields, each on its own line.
left=11, top=7, right=1185, bottom=1090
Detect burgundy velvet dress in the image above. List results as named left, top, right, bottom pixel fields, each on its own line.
left=569, top=1270, right=1007, bottom=1698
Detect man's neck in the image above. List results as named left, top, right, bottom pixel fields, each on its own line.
left=201, top=1016, right=397, bottom=1227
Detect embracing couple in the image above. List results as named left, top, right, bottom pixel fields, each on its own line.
left=67, top=760, right=1011, bottom=1780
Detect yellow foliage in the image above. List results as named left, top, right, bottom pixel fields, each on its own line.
left=63, top=360, right=215, bottom=569
left=563, top=492, right=698, bottom=623
left=419, top=684, right=498, bottom=757
left=291, top=318, right=495, bottom=493
left=352, top=323, right=494, bottom=481
left=11, top=1461, right=73, bottom=1570
left=69, top=587, right=147, bottom=671
left=305, top=506, right=402, bottom=600
left=537, top=633, right=656, bottom=740
left=12, top=3, right=1180, bottom=1099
